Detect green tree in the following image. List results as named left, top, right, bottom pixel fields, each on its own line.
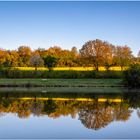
left=43, top=55, right=57, bottom=71
left=123, top=64, right=140, bottom=88
left=44, top=100, right=57, bottom=115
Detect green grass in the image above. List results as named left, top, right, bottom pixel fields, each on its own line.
left=0, top=69, right=123, bottom=78
left=0, top=79, right=123, bottom=87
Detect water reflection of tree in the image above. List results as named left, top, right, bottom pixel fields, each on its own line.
left=0, top=94, right=138, bottom=130
left=113, top=103, right=132, bottom=121
left=17, top=100, right=31, bottom=118
left=137, top=109, right=140, bottom=119
left=30, top=100, right=44, bottom=116
left=78, top=102, right=132, bottom=130
left=123, top=92, right=140, bottom=120
left=78, top=103, right=114, bottom=130
left=43, top=99, right=57, bottom=115
left=47, top=100, right=78, bottom=119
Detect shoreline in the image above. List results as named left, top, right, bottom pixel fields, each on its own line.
left=0, top=78, right=123, bottom=87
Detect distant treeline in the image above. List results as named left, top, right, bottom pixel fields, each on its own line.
left=0, top=39, right=140, bottom=70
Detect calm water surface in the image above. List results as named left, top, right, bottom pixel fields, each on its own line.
left=0, top=87, right=140, bottom=139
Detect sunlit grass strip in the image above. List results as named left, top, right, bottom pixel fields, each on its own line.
left=98, top=98, right=122, bottom=102
left=19, top=97, right=123, bottom=102
left=14, top=66, right=127, bottom=71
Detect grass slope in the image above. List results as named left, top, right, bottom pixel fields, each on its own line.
left=0, top=79, right=123, bottom=87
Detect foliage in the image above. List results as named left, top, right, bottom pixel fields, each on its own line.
left=0, top=94, right=137, bottom=130
left=18, top=46, right=32, bottom=67
left=43, top=55, right=57, bottom=71
left=0, top=39, right=136, bottom=70
left=30, top=53, right=44, bottom=70
left=44, top=99, right=57, bottom=114
left=113, top=46, right=133, bottom=70
left=80, top=39, right=114, bottom=71
left=123, top=64, right=140, bottom=88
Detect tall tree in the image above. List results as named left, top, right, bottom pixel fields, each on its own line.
left=80, top=39, right=114, bottom=71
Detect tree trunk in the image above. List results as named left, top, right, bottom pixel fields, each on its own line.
left=94, top=63, right=99, bottom=71
left=35, top=66, right=37, bottom=71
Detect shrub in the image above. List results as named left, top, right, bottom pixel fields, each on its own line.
left=123, top=64, right=140, bottom=88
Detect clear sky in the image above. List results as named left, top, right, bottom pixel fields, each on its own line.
left=0, top=1, right=140, bottom=56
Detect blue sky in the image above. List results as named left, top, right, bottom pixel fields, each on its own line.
left=0, top=1, right=140, bottom=56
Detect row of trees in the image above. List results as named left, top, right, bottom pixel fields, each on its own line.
left=0, top=45, right=79, bottom=70
left=0, top=39, right=139, bottom=70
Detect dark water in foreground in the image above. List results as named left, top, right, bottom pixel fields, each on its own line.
left=0, top=87, right=140, bottom=139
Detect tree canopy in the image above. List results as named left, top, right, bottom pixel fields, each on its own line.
left=0, top=39, right=138, bottom=69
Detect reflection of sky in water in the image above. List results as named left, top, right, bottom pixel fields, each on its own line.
left=0, top=109, right=140, bottom=139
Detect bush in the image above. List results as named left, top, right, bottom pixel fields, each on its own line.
left=123, top=64, right=140, bottom=88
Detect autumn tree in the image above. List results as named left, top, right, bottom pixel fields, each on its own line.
left=0, top=49, right=11, bottom=67
left=0, top=49, right=6, bottom=67
left=47, top=46, right=62, bottom=57
left=113, top=46, right=133, bottom=70
left=18, top=46, right=32, bottom=66
left=103, top=44, right=115, bottom=70
left=57, top=49, right=78, bottom=67
left=80, top=39, right=114, bottom=71
left=8, top=50, right=19, bottom=67
left=46, top=46, right=79, bottom=67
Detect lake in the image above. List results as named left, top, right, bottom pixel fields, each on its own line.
left=0, top=87, right=140, bottom=139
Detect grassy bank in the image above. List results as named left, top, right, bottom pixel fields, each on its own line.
left=0, top=69, right=123, bottom=78
left=0, top=79, right=123, bottom=87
